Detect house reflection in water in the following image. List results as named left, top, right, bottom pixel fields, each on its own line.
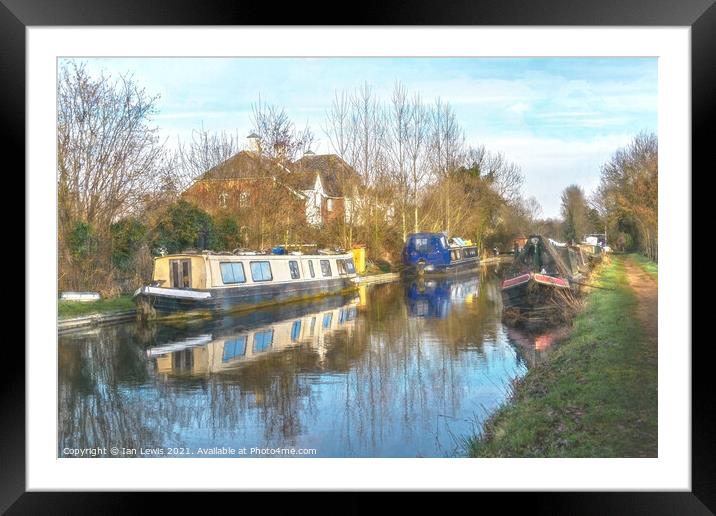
left=148, top=297, right=359, bottom=377
left=404, top=275, right=480, bottom=319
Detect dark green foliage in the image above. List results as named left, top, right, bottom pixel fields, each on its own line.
left=66, top=221, right=98, bottom=259
left=151, top=200, right=216, bottom=255
left=213, top=214, right=243, bottom=252
left=110, top=218, right=147, bottom=272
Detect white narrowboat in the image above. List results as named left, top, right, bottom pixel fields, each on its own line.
left=133, top=250, right=358, bottom=319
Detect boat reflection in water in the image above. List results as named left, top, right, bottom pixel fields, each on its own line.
left=404, top=275, right=480, bottom=319
left=147, top=295, right=359, bottom=377
left=504, top=325, right=569, bottom=367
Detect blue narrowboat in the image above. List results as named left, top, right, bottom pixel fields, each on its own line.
left=401, top=232, right=480, bottom=275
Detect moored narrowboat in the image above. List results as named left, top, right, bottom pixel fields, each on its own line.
left=501, top=235, right=581, bottom=314
left=133, top=249, right=358, bottom=320
left=401, top=232, right=480, bottom=275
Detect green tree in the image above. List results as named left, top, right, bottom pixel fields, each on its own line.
left=152, top=200, right=216, bottom=254
left=560, top=184, right=592, bottom=243
left=110, top=218, right=147, bottom=272
left=213, top=214, right=243, bottom=252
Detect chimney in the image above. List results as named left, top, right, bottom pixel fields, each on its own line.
left=247, top=133, right=261, bottom=153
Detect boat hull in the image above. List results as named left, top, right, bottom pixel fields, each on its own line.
left=134, top=277, right=357, bottom=320
left=402, top=257, right=480, bottom=277
left=500, top=273, right=571, bottom=310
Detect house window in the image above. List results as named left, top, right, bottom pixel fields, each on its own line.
left=250, top=261, right=273, bottom=282
left=291, top=320, right=302, bottom=342
left=308, top=260, right=315, bottom=278
left=320, top=260, right=332, bottom=277
left=253, top=330, right=274, bottom=352
left=170, top=259, right=191, bottom=288
left=222, top=336, right=247, bottom=362
left=326, top=199, right=334, bottom=212
left=289, top=260, right=300, bottom=279
left=239, top=191, right=249, bottom=207
left=219, top=192, right=228, bottom=208
left=220, top=262, right=246, bottom=284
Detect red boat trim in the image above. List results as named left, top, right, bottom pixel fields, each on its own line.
left=533, top=273, right=569, bottom=288
left=501, top=273, right=531, bottom=289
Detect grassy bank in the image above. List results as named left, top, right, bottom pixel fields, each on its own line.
left=629, top=253, right=658, bottom=279
left=58, top=295, right=135, bottom=319
left=468, top=256, right=657, bottom=457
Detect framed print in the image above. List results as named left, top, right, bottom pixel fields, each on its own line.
left=5, top=0, right=710, bottom=511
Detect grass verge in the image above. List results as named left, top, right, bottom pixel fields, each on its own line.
left=58, top=295, right=135, bottom=319
left=468, top=256, right=657, bottom=457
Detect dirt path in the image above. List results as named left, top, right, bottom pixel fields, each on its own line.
left=623, top=257, right=658, bottom=347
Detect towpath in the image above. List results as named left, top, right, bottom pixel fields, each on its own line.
left=623, top=256, right=658, bottom=350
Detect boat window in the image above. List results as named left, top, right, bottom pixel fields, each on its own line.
left=250, top=261, right=273, bottom=282
left=320, top=260, right=332, bottom=277
left=440, top=236, right=448, bottom=249
left=344, top=258, right=356, bottom=274
left=222, top=336, right=247, bottom=362
left=308, top=260, right=315, bottom=278
left=291, top=320, right=302, bottom=341
left=289, top=260, right=300, bottom=279
left=323, top=313, right=333, bottom=328
left=414, top=237, right=429, bottom=252
left=220, top=262, right=246, bottom=284
left=336, top=260, right=346, bottom=275
left=253, top=330, right=274, bottom=352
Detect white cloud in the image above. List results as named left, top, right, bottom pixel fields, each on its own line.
left=471, top=133, right=639, bottom=218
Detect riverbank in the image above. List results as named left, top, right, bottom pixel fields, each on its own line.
left=468, top=254, right=657, bottom=457
left=58, top=295, right=134, bottom=319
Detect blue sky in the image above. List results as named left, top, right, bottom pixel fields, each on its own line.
left=73, top=57, right=657, bottom=218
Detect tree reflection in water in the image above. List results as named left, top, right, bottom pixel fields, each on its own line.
left=59, top=269, right=550, bottom=457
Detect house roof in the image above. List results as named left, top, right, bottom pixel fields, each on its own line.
left=192, top=151, right=360, bottom=198
left=198, top=151, right=287, bottom=181
left=292, top=154, right=360, bottom=197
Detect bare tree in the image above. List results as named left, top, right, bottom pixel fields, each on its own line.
left=174, top=126, right=241, bottom=191
left=250, top=97, right=314, bottom=164
left=429, top=98, right=464, bottom=235
left=406, top=94, right=430, bottom=233
left=57, top=61, right=166, bottom=292
left=384, top=82, right=412, bottom=242
left=58, top=61, right=165, bottom=228
left=324, top=90, right=354, bottom=159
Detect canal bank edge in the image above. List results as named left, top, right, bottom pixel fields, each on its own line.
left=467, top=254, right=658, bottom=458
left=58, top=271, right=402, bottom=333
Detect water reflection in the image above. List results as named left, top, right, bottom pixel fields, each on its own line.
left=59, top=268, right=560, bottom=458
left=405, top=276, right=479, bottom=318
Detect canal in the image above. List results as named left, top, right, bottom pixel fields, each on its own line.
left=58, top=263, right=557, bottom=458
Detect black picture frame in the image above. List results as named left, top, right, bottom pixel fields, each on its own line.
left=6, top=0, right=708, bottom=511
